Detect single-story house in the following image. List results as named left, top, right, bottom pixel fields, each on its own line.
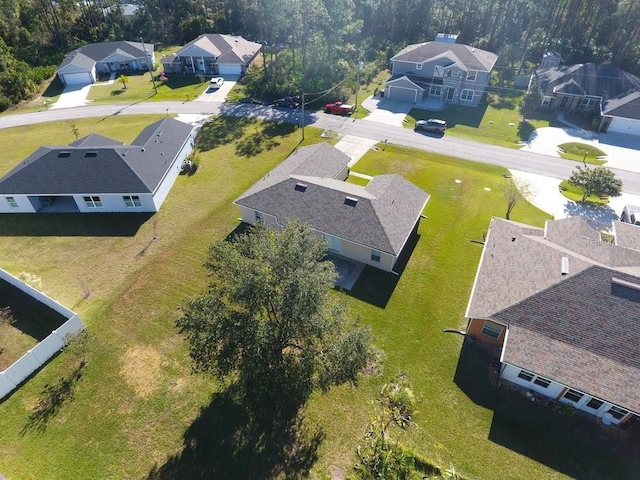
left=385, top=33, right=498, bottom=107
left=532, top=62, right=640, bottom=137
left=55, top=41, right=155, bottom=86
left=161, top=34, right=262, bottom=76
left=465, top=216, right=640, bottom=425
left=234, top=143, right=430, bottom=273
left=0, top=118, right=194, bottom=213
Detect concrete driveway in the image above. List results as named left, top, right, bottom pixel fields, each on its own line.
left=51, top=83, right=92, bottom=109
left=196, top=75, right=239, bottom=102
left=361, top=96, right=411, bottom=127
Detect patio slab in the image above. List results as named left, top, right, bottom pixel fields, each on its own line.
left=329, top=254, right=365, bottom=291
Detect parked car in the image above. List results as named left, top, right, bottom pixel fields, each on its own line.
left=273, top=96, right=300, bottom=108
left=620, top=205, right=640, bottom=225
left=239, top=97, right=262, bottom=105
left=209, top=77, right=224, bottom=88
left=415, top=118, right=447, bottom=134
left=325, top=101, right=355, bottom=115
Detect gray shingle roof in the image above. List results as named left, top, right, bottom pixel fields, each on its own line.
left=392, top=42, right=498, bottom=72
left=57, top=41, right=151, bottom=73
left=235, top=143, right=429, bottom=255
left=167, top=34, right=261, bottom=65
left=0, top=118, right=193, bottom=195
left=467, top=216, right=640, bottom=414
left=534, top=63, right=640, bottom=120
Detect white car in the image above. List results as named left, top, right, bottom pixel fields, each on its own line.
left=209, top=77, right=224, bottom=89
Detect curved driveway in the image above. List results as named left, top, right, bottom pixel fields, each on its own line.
left=3, top=100, right=640, bottom=195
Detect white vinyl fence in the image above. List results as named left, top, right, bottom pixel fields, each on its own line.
left=0, top=269, right=85, bottom=400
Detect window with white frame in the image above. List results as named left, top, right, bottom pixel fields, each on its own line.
left=480, top=321, right=503, bottom=339
left=579, top=98, right=597, bottom=109
left=533, top=376, right=551, bottom=388
left=83, top=196, right=102, bottom=208
left=585, top=398, right=604, bottom=410
left=607, top=405, right=629, bottom=420
left=430, top=85, right=442, bottom=97
left=563, top=388, right=584, bottom=403
left=371, top=250, right=381, bottom=263
left=542, top=96, right=552, bottom=106
left=123, top=195, right=142, bottom=208
left=460, top=89, right=474, bottom=102
left=255, top=211, right=263, bottom=222
left=416, top=63, right=422, bottom=70
left=466, top=70, right=477, bottom=82
left=5, top=196, right=18, bottom=208
left=517, top=370, right=534, bottom=382
left=450, top=70, right=460, bottom=78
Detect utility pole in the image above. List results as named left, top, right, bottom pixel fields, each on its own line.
left=354, top=59, right=363, bottom=113
left=300, top=92, right=305, bottom=141
left=140, top=35, right=158, bottom=94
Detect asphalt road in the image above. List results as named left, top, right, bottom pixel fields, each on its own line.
left=3, top=100, right=640, bottom=194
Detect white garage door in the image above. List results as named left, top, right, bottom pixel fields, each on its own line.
left=608, top=117, right=640, bottom=136
left=62, top=72, right=92, bottom=86
left=387, top=86, right=418, bottom=103
left=217, top=64, right=241, bottom=75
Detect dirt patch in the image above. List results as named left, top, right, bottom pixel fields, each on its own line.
left=120, top=345, right=162, bottom=399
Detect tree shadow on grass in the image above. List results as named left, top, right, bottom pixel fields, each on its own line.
left=146, top=392, right=324, bottom=480
left=20, top=361, right=85, bottom=434
left=517, top=121, right=535, bottom=141
left=196, top=116, right=258, bottom=152
left=454, top=339, right=640, bottom=479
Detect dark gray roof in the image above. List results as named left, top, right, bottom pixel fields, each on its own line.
left=57, top=41, right=151, bottom=72
left=467, top=217, right=640, bottom=414
left=0, top=118, right=193, bottom=195
left=235, top=143, right=429, bottom=255
left=534, top=63, right=640, bottom=119
left=166, top=34, right=261, bottom=65
left=392, top=42, right=498, bottom=72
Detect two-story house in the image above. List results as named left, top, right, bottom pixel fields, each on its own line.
left=385, top=34, right=498, bottom=108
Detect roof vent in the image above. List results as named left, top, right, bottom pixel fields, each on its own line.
left=58, top=151, right=71, bottom=158
left=294, top=182, right=307, bottom=192
left=84, top=151, right=98, bottom=158
left=561, top=257, right=569, bottom=275
left=344, top=196, right=358, bottom=207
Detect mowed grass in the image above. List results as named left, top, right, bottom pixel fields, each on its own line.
left=0, top=119, right=637, bottom=479
left=558, top=142, right=607, bottom=165
left=406, top=92, right=561, bottom=148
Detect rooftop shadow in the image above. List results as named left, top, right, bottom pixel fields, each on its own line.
left=0, top=212, right=153, bottom=237
left=145, top=391, right=323, bottom=480
left=347, top=231, right=420, bottom=308
left=454, top=338, right=640, bottom=479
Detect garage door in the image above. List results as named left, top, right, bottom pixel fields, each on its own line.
left=217, top=64, right=241, bottom=75
left=387, top=86, right=418, bottom=103
left=607, top=117, right=640, bottom=136
left=61, top=72, right=92, bottom=86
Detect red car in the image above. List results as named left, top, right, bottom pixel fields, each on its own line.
left=325, top=101, right=355, bottom=115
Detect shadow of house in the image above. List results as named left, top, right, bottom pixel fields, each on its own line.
left=454, top=339, right=640, bottom=479
left=145, top=392, right=323, bottom=480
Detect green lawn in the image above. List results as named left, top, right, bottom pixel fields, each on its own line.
left=559, top=180, right=610, bottom=204
left=406, top=92, right=562, bottom=148
left=0, top=118, right=637, bottom=480
left=558, top=142, right=607, bottom=165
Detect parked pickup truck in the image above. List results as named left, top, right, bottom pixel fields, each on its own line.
left=325, top=101, right=355, bottom=115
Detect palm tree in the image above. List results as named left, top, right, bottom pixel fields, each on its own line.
left=119, top=74, right=129, bottom=90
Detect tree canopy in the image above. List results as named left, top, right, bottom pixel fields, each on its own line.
left=176, top=221, right=374, bottom=411
left=568, top=165, right=623, bottom=202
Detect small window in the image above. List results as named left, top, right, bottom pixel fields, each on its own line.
left=517, top=370, right=534, bottom=382
left=608, top=406, right=629, bottom=420
left=416, top=63, right=422, bottom=70
left=6, top=196, right=18, bottom=209
left=371, top=250, right=381, bottom=263
left=542, top=96, right=552, bottom=106
left=83, top=196, right=102, bottom=208
left=255, top=211, right=263, bottom=222
left=585, top=398, right=604, bottom=410
left=563, top=388, right=584, bottom=403
left=123, top=195, right=142, bottom=208
left=466, top=70, right=477, bottom=82
left=579, top=98, right=597, bottom=110
left=533, top=376, right=551, bottom=388
left=430, top=85, right=442, bottom=97
left=480, top=321, right=503, bottom=339
left=450, top=70, right=460, bottom=78
left=461, top=89, right=474, bottom=102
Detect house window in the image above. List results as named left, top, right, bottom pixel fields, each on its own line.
left=563, top=389, right=584, bottom=403
left=585, top=398, right=604, bottom=410
left=466, top=70, right=477, bottom=82
left=83, top=196, right=102, bottom=208
left=5, top=196, right=18, bottom=209
left=450, top=70, right=460, bottom=78
left=434, top=65, right=444, bottom=78
left=480, top=321, right=503, bottom=339
left=542, top=96, right=552, bottom=106
left=533, top=376, right=551, bottom=388
left=460, top=89, right=474, bottom=102
left=607, top=406, right=629, bottom=420
left=430, top=85, right=442, bottom=97
left=255, top=211, right=263, bottom=222
left=371, top=250, right=381, bottom=263
left=416, top=63, right=422, bottom=70
left=123, top=195, right=142, bottom=208
left=517, top=370, right=534, bottom=382
left=579, top=98, right=597, bottom=110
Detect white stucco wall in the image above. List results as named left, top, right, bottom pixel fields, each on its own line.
left=0, top=195, right=37, bottom=213
left=73, top=193, right=156, bottom=213
left=152, top=135, right=194, bottom=210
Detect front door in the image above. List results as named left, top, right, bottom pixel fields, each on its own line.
left=558, top=96, right=569, bottom=109
left=446, top=87, right=455, bottom=101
